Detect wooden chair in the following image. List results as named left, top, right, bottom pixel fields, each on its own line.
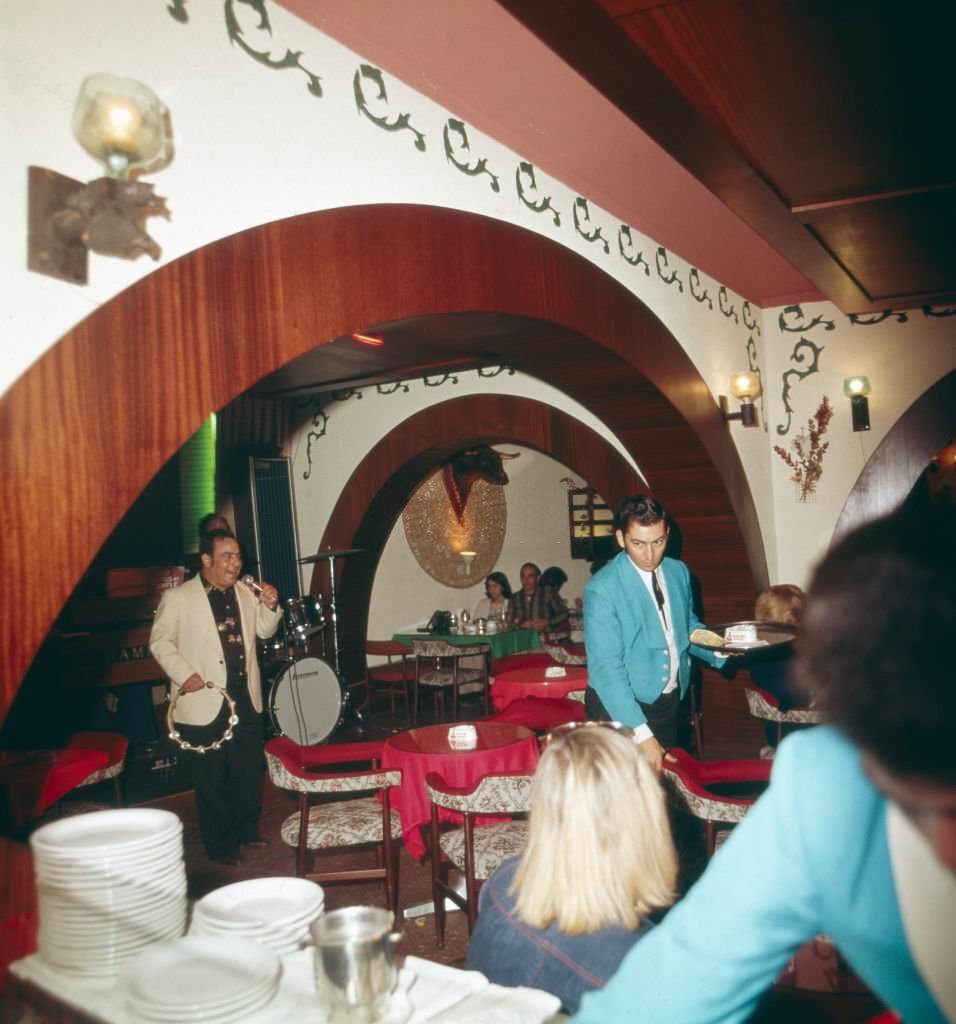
left=264, top=736, right=402, bottom=913
left=411, top=640, right=489, bottom=723
left=68, top=731, right=128, bottom=806
left=743, top=683, right=825, bottom=746
left=664, top=747, right=771, bottom=857
left=425, top=771, right=534, bottom=947
left=363, top=640, right=413, bottom=721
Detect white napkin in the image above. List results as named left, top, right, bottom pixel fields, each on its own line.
left=404, top=956, right=561, bottom=1023
left=403, top=956, right=488, bottom=1019
left=425, top=985, right=562, bottom=1023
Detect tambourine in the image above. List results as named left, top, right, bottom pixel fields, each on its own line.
left=166, top=682, right=238, bottom=754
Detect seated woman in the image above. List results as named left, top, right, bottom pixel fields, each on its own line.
left=465, top=725, right=677, bottom=1014
left=473, top=571, right=512, bottom=623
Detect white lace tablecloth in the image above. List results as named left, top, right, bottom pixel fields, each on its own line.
left=10, top=949, right=562, bottom=1023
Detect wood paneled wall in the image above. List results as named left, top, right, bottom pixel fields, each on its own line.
left=0, top=204, right=764, bottom=723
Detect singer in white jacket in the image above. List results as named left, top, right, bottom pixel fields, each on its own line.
left=150, top=530, right=281, bottom=864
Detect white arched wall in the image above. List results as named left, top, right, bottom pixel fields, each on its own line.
left=287, top=369, right=639, bottom=636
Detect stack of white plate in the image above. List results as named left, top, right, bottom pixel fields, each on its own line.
left=30, top=808, right=187, bottom=977
left=122, top=935, right=281, bottom=1022
left=190, top=877, right=324, bottom=956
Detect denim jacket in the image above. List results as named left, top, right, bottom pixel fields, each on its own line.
left=465, top=857, right=653, bottom=1014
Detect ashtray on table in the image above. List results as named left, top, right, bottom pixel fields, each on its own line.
left=447, top=725, right=478, bottom=750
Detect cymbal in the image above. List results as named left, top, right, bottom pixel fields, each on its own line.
left=298, top=547, right=364, bottom=564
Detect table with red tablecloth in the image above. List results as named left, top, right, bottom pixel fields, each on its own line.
left=490, top=665, right=588, bottom=711
left=379, top=722, right=539, bottom=860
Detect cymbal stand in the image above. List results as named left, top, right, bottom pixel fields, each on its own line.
left=325, top=556, right=363, bottom=726
left=326, top=556, right=342, bottom=678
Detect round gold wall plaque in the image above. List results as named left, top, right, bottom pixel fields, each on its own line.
left=402, top=472, right=506, bottom=588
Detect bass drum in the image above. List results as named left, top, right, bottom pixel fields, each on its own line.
left=268, top=657, right=343, bottom=745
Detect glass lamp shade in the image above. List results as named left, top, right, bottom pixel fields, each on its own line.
left=730, top=370, right=761, bottom=401
left=843, top=375, right=871, bottom=397
left=72, top=74, right=166, bottom=179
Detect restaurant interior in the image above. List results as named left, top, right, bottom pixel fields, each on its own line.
left=2, top=1, right=955, bottom=1020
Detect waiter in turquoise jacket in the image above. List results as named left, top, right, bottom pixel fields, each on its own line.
left=584, top=494, right=726, bottom=773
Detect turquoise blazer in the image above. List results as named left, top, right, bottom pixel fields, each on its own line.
left=583, top=552, right=723, bottom=727
left=574, top=727, right=945, bottom=1023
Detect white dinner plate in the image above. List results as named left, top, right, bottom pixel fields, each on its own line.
left=121, top=935, right=281, bottom=1017
left=30, top=809, right=182, bottom=856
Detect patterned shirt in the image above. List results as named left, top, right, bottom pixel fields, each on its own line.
left=508, top=585, right=569, bottom=632
left=204, top=582, right=246, bottom=688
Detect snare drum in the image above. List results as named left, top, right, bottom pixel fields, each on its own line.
left=284, top=595, right=326, bottom=643
left=268, top=657, right=343, bottom=745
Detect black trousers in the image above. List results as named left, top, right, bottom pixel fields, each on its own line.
left=177, top=685, right=263, bottom=859
left=585, top=686, right=681, bottom=749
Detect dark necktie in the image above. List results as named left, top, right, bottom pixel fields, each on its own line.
left=651, top=570, right=668, bottom=629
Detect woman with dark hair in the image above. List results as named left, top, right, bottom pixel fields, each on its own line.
left=539, top=566, right=568, bottom=593
left=473, top=571, right=512, bottom=623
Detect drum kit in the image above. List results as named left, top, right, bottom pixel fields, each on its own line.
left=258, top=548, right=364, bottom=746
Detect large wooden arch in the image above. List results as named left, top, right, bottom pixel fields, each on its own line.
left=311, top=394, right=643, bottom=683
left=0, top=204, right=762, bottom=722
left=834, top=369, right=956, bottom=541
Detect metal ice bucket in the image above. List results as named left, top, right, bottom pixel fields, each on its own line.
left=311, top=906, right=402, bottom=1023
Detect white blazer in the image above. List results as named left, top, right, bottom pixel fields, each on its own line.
left=149, top=575, right=282, bottom=726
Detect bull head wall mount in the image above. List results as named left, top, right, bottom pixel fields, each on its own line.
left=28, top=74, right=172, bottom=285
left=442, top=446, right=519, bottom=525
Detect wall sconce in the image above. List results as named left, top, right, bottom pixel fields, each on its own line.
left=459, top=551, right=477, bottom=576
left=844, top=376, right=871, bottom=432
left=28, top=74, right=172, bottom=285
left=719, top=370, right=762, bottom=428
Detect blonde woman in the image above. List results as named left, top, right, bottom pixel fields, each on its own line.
left=465, top=725, right=677, bottom=1014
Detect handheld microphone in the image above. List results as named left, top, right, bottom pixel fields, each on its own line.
left=240, top=574, right=265, bottom=596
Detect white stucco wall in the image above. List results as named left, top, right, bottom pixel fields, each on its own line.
left=3, top=0, right=952, bottom=594
left=368, top=445, right=591, bottom=641
left=762, top=302, right=954, bottom=585
left=287, top=369, right=635, bottom=596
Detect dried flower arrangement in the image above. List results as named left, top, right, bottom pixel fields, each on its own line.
left=774, top=396, right=834, bottom=502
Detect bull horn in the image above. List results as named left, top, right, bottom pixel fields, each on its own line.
left=495, top=451, right=521, bottom=460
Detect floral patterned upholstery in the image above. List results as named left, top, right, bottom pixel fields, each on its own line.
left=413, top=640, right=486, bottom=691
left=412, top=640, right=490, bottom=720
left=426, top=773, right=534, bottom=814
left=665, top=773, right=754, bottom=825
left=280, top=797, right=402, bottom=849
left=264, top=736, right=402, bottom=911
left=67, top=732, right=128, bottom=804
left=543, top=643, right=587, bottom=666
left=265, top=749, right=399, bottom=794
left=440, top=821, right=529, bottom=878
left=77, top=760, right=125, bottom=785
left=664, top=748, right=771, bottom=857
left=427, top=771, right=534, bottom=945
left=744, top=685, right=826, bottom=725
